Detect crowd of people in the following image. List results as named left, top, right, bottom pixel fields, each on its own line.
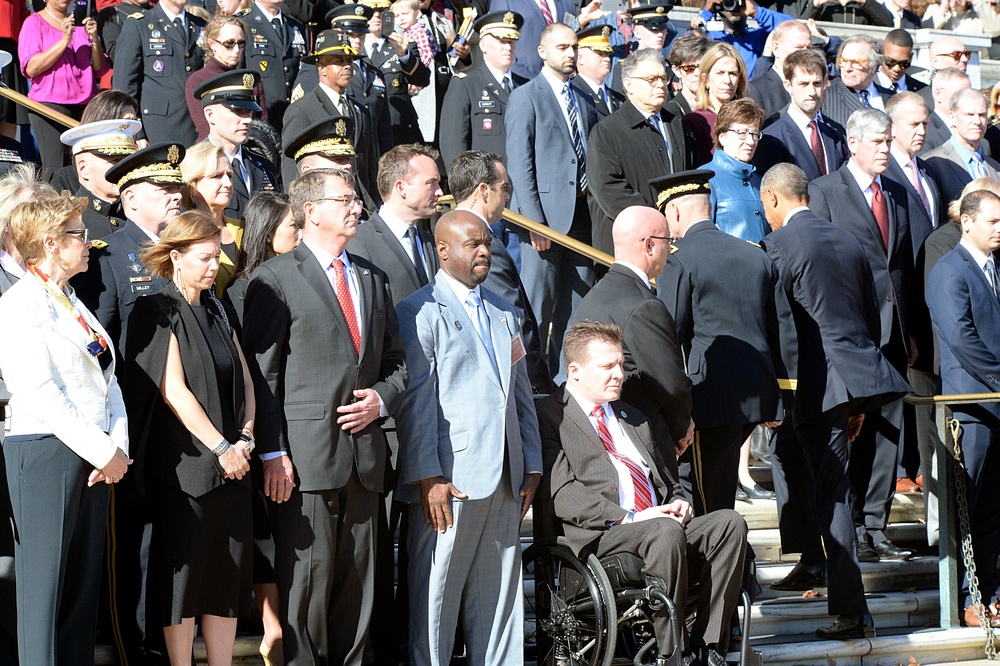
left=0, top=0, right=998, bottom=664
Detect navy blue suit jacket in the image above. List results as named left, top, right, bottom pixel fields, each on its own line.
left=926, top=243, right=1000, bottom=424
left=754, top=111, right=849, bottom=182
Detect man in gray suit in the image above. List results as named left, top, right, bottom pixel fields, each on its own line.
left=242, top=168, right=407, bottom=666
left=506, top=22, right=600, bottom=372
left=395, top=210, right=542, bottom=666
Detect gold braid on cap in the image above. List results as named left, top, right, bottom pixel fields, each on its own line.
left=655, top=181, right=710, bottom=208
left=79, top=137, right=138, bottom=155
left=294, top=137, right=356, bottom=160
left=116, top=163, right=184, bottom=190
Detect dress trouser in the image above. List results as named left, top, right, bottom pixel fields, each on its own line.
left=594, top=510, right=747, bottom=656
left=272, top=467, right=378, bottom=666
left=952, top=418, right=1000, bottom=606
left=682, top=423, right=757, bottom=516
left=0, top=425, right=17, bottom=666
left=26, top=102, right=83, bottom=181
left=4, top=434, right=110, bottom=666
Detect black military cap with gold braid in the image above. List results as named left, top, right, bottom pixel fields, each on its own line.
left=326, top=4, right=372, bottom=33
left=359, top=0, right=390, bottom=10
left=193, top=69, right=262, bottom=111
left=631, top=2, right=674, bottom=28
left=285, top=116, right=357, bottom=161
left=106, top=142, right=186, bottom=191
left=576, top=25, right=613, bottom=53
left=474, top=11, right=523, bottom=40
left=649, top=169, right=714, bottom=210
left=302, top=28, right=360, bottom=64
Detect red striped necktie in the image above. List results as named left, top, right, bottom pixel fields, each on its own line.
left=591, top=405, right=653, bottom=512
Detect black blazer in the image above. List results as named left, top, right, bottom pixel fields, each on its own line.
left=917, top=221, right=961, bottom=371
left=760, top=209, right=910, bottom=422
left=346, top=212, right=439, bottom=308
left=573, top=264, right=692, bottom=455
left=754, top=111, right=849, bottom=182
left=748, top=67, right=789, bottom=128
left=809, top=166, right=916, bottom=362
left=821, top=79, right=895, bottom=130
left=226, top=147, right=279, bottom=221
left=920, top=111, right=952, bottom=155
left=536, top=387, right=681, bottom=556
left=586, top=100, right=688, bottom=255
left=242, top=244, right=407, bottom=493
left=656, top=220, right=783, bottom=428
left=571, top=76, right=624, bottom=119
left=367, top=40, right=431, bottom=144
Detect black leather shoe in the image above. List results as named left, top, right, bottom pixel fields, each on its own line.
left=740, top=483, right=776, bottom=499
left=700, top=648, right=727, bottom=666
left=815, top=613, right=875, bottom=640
left=856, top=543, right=880, bottom=563
left=735, top=487, right=749, bottom=502
left=769, top=560, right=826, bottom=591
left=873, top=539, right=915, bottom=561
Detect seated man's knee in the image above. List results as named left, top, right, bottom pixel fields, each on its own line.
left=714, top=509, right=748, bottom=540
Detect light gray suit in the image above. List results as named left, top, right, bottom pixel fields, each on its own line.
left=395, top=271, right=542, bottom=666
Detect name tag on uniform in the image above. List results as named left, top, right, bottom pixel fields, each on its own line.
left=130, top=283, right=155, bottom=294
left=511, top=333, right=526, bottom=365
left=478, top=100, right=495, bottom=108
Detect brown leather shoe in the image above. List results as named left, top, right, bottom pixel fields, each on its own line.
left=895, top=477, right=920, bottom=493
left=963, top=604, right=1000, bottom=628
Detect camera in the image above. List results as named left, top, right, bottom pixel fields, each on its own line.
left=719, top=0, right=746, bottom=12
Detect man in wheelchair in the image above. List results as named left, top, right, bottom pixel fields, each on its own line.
left=536, top=320, right=749, bottom=666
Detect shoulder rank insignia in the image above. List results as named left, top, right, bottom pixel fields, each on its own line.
left=669, top=244, right=679, bottom=254
left=127, top=11, right=143, bottom=19
left=290, top=83, right=304, bottom=103
left=454, top=72, right=467, bottom=78
left=233, top=7, right=251, bottom=17
left=746, top=240, right=761, bottom=248
left=90, top=239, right=109, bottom=250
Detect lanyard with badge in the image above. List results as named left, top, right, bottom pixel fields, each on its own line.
left=28, top=264, right=108, bottom=358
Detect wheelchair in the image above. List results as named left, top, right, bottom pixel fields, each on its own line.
left=523, top=500, right=760, bottom=666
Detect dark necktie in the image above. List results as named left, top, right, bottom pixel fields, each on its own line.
left=871, top=180, right=890, bottom=251
left=332, top=258, right=361, bottom=355
left=406, top=226, right=428, bottom=287
left=591, top=405, right=653, bottom=512
left=562, top=82, right=587, bottom=190
left=988, top=257, right=1000, bottom=302
left=502, top=76, right=512, bottom=94
left=232, top=156, right=248, bottom=191
left=173, top=16, right=184, bottom=38
left=808, top=120, right=826, bottom=176
left=906, top=158, right=932, bottom=221
left=271, top=17, right=284, bottom=46
left=859, top=89, right=872, bottom=108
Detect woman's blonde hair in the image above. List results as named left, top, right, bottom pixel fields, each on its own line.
left=204, top=15, right=248, bottom=62
left=180, top=141, right=231, bottom=210
left=990, top=81, right=1000, bottom=123
left=10, top=190, right=88, bottom=264
left=140, top=210, right=222, bottom=280
left=0, top=163, right=57, bottom=245
left=696, top=42, right=747, bottom=111
left=948, top=177, right=1000, bottom=223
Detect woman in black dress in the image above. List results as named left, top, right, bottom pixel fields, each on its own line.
left=124, top=210, right=255, bottom=666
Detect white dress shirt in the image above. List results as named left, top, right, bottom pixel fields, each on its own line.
left=960, top=238, right=999, bottom=293
left=377, top=206, right=430, bottom=280
left=890, top=147, right=937, bottom=226
left=847, top=159, right=884, bottom=208
left=540, top=68, right=587, bottom=155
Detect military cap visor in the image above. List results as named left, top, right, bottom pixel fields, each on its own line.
left=302, top=30, right=360, bottom=63
left=285, top=116, right=357, bottom=161
left=106, top=143, right=187, bottom=191
left=475, top=11, right=523, bottom=40
left=632, top=2, right=674, bottom=26
left=359, top=0, right=391, bottom=9
left=577, top=25, right=614, bottom=53
left=193, top=70, right=263, bottom=111
left=60, top=119, right=141, bottom=156
left=327, top=4, right=373, bottom=32
left=649, top=169, right=714, bottom=209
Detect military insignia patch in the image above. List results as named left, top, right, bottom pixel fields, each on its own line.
left=260, top=60, right=268, bottom=72
left=335, top=119, right=348, bottom=136
left=93, top=198, right=101, bottom=211
left=243, top=73, right=254, bottom=88
left=167, top=145, right=180, bottom=164
left=503, top=11, right=515, bottom=24
left=152, top=59, right=164, bottom=72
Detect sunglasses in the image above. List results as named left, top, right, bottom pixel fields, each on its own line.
left=837, top=57, right=870, bottom=70
left=883, top=57, right=911, bottom=70
left=213, top=39, right=247, bottom=50
left=937, top=50, right=972, bottom=60
left=65, top=228, right=90, bottom=244
left=676, top=64, right=699, bottom=74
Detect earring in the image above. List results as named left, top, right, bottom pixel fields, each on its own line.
left=173, top=265, right=184, bottom=294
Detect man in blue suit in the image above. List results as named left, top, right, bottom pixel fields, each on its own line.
left=395, top=210, right=542, bottom=666
left=926, top=189, right=1000, bottom=628
left=489, top=0, right=575, bottom=79
left=506, top=22, right=600, bottom=372
left=753, top=49, right=849, bottom=183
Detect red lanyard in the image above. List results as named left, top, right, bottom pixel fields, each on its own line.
left=28, top=264, right=108, bottom=355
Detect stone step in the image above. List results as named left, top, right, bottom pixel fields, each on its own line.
left=744, top=627, right=990, bottom=666
left=756, top=556, right=939, bottom=598
left=750, top=522, right=930, bottom=562
left=95, top=637, right=265, bottom=665
left=734, top=493, right=926, bottom=531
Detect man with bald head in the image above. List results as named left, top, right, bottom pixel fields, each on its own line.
left=652, top=170, right=784, bottom=514
left=573, top=205, right=693, bottom=472
left=918, top=36, right=971, bottom=110
left=395, top=209, right=541, bottom=666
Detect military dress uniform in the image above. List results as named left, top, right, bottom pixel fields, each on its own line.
left=97, top=1, right=145, bottom=65
left=80, top=191, right=127, bottom=239
left=573, top=25, right=624, bottom=119
left=240, top=4, right=307, bottom=130
left=112, top=5, right=207, bottom=147
left=438, top=11, right=525, bottom=169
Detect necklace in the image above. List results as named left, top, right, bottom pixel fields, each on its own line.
left=43, top=5, right=67, bottom=22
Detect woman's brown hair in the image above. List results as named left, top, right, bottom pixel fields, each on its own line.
left=140, top=210, right=222, bottom=280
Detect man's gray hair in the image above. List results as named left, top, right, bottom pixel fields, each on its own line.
left=622, top=48, right=666, bottom=80
left=885, top=90, right=927, bottom=122
left=837, top=35, right=882, bottom=69
left=288, top=168, right=355, bottom=226
left=950, top=87, right=987, bottom=113
left=931, top=67, right=970, bottom=93
left=846, top=107, right=892, bottom=141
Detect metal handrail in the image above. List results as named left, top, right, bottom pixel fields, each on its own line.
left=0, top=87, right=79, bottom=130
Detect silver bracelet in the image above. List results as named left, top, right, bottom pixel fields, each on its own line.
left=212, top=438, right=231, bottom=457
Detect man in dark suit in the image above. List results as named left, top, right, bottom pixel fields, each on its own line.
left=450, top=149, right=554, bottom=393
left=439, top=12, right=527, bottom=171
left=242, top=168, right=407, bottom=666
left=754, top=49, right=849, bottom=182
left=876, top=29, right=926, bottom=94
left=348, top=144, right=442, bottom=306
left=802, top=0, right=892, bottom=24
left=573, top=206, right=693, bottom=473
left=920, top=67, right=970, bottom=155
left=573, top=25, right=624, bottom=119
left=506, top=22, right=599, bottom=370
left=489, top=0, right=575, bottom=80
left=587, top=49, right=686, bottom=256
left=195, top=70, right=280, bottom=220
left=281, top=31, right=381, bottom=206
left=926, top=188, right=1000, bottom=628
left=808, top=108, right=918, bottom=563
left=112, top=0, right=206, bottom=146
left=821, top=36, right=894, bottom=130
left=240, top=0, right=307, bottom=129
left=747, top=19, right=811, bottom=126
left=759, top=162, right=910, bottom=638
left=360, top=0, right=432, bottom=144
left=924, top=89, right=1000, bottom=219
left=879, top=0, right=921, bottom=29
left=653, top=170, right=784, bottom=514
left=537, top=320, right=747, bottom=666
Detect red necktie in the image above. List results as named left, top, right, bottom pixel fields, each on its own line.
left=808, top=120, right=826, bottom=176
left=870, top=180, right=890, bottom=252
left=537, top=0, right=553, bottom=24
left=332, top=258, right=361, bottom=355
left=591, top=405, right=653, bottom=512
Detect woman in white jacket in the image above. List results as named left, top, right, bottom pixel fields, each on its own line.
left=0, top=190, right=130, bottom=666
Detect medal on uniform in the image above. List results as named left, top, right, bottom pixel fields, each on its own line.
left=127, top=253, right=143, bottom=273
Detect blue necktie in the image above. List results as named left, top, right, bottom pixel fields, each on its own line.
left=467, top=291, right=500, bottom=379
left=562, top=82, right=587, bottom=190
left=972, top=153, right=988, bottom=179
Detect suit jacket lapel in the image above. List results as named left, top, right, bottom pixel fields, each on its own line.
left=372, top=215, right=422, bottom=287
left=614, top=401, right=671, bottom=499
left=351, top=256, right=374, bottom=360
left=434, top=277, right=502, bottom=388
left=957, top=245, right=1000, bottom=317
left=483, top=296, right=511, bottom=394
left=539, top=78, right=573, bottom=146
left=841, top=169, right=886, bottom=250
left=296, top=245, right=357, bottom=357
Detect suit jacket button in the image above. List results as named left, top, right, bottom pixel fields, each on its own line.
left=886, top=296, right=893, bottom=302
left=284, top=66, right=289, bottom=72
left=185, top=51, right=190, bottom=57
left=611, top=485, right=617, bottom=493
left=186, top=66, right=191, bottom=71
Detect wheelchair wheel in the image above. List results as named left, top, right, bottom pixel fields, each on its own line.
left=524, top=542, right=617, bottom=666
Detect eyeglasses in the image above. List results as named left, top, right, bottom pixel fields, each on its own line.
left=937, top=50, right=972, bottom=61
left=65, top=228, right=90, bottom=244
left=212, top=39, right=247, bottom=50
left=883, top=57, right=912, bottom=70
left=628, top=74, right=668, bottom=87
left=676, top=64, right=699, bottom=74
left=725, top=127, right=763, bottom=141
left=313, top=194, right=363, bottom=208
left=837, top=57, right=870, bottom=70
left=641, top=234, right=675, bottom=244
